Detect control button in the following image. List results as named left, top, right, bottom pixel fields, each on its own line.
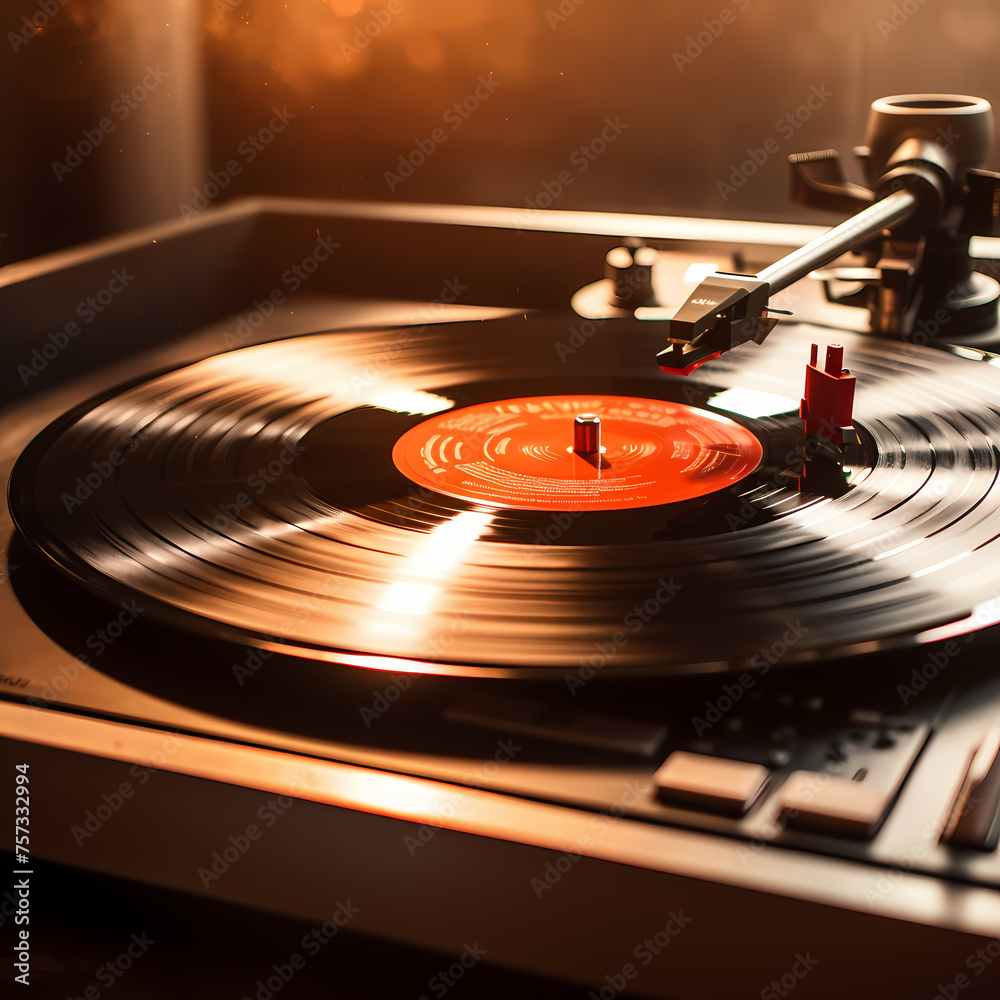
left=779, top=771, right=892, bottom=838
left=941, top=727, right=1000, bottom=851
left=653, top=752, right=769, bottom=816
left=445, top=693, right=666, bottom=757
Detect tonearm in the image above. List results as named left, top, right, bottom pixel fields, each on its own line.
left=651, top=95, right=1000, bottom=373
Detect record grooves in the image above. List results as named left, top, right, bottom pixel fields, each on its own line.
left=9, top=313, right=1000, bottom=678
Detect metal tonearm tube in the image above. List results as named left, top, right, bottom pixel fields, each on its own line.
left=655, top=94, right=1000, bottom=374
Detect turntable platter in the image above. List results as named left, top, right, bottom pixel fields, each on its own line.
left=9, top=313, right=1000, bottom=678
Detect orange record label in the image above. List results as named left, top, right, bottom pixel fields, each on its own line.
left=391, top=395, right=763, bottom=510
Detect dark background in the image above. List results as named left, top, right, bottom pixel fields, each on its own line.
left=2, top=0, right=1000, bottom=266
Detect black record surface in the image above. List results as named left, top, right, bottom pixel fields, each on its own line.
left=10, top=312, right=1000, bottom=677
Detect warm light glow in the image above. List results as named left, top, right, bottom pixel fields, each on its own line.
left=378, top=581, right=438, bottom=615
left=205, top=0, right=513, bottom=85
left=330, top=766, right=470, bottom=823
left=371, top=390, right=454, bottom=415
left=410, top=510, right=493, bottom=571
left=328, top=0, right=364, bottom=15
left=683, top=262, right=724, bottom=283
left=194, top=344, right=456, bottom=413
left=376, top=511, right=493, bottom=615
left=709, top=387, right=799, bottom=418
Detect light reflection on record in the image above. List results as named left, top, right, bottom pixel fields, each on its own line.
left=10, top=314, right=1000, bottom=678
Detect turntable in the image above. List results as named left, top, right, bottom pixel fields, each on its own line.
left=3, top=95, right=1000, bottom=999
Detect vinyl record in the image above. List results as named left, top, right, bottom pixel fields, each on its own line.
left=9, top=312, right=1000, bottom=678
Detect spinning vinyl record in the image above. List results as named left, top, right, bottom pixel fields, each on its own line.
left=9, top=312, right=1000, bottom=678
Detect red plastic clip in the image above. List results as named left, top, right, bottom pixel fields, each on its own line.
left=800, top=344, right=855, bottom=446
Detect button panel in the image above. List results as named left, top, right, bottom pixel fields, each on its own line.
left=779, top=771, right=893, bottom=838
left=777, top=723, right=930, bottom=838
left=653, top=752, right=770, bottom=816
